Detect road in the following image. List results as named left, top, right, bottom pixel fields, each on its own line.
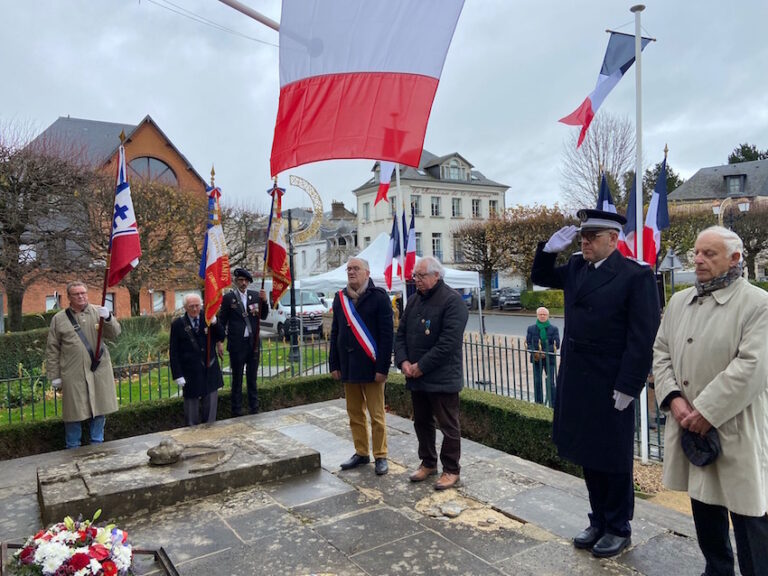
left=465, top=310, right=565, bottom=337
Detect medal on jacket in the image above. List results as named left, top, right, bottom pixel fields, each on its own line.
left=425, top=319, right=431, bottom=335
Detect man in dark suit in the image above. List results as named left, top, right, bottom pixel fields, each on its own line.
left=525, top=306, right=560, bottom=405
left=531, top=209, right=660, bottom=558
left=170, top=293, right=226, bottom=426
left=217, top=268, right=269, bottom=416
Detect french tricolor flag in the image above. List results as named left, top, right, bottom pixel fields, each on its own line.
left=270, top=0, right=464, bottom=176
left=596, top=172, right=632, bottom=257
left=383, top=214, right=402, bottom=290
left=642, top=157, right=670, bottom=267
left=560, top=32, right=650, bottom=147
left=404, top=203, right=416, bottom=280
left=374, top=161, right=396, bottom=207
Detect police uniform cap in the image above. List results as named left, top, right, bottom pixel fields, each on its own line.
left=577, top=208, right=627, bottom=232
left=681, top=428, right=721, bottom=467
left=233, top=268, right=253, bottom=282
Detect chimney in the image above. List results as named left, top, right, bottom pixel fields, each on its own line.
left=331, top=201, right=346, bottom=219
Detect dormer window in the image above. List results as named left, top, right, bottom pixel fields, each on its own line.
left=726, top=175, right=744, bottom=195
left=440, top=158, right=467, bottom=181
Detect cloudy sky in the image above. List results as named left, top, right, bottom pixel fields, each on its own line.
left=2, top=1, right=767, bottom=214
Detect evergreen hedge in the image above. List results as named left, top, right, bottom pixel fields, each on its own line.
left=0, top=328, right=49, bottom=379
left=2, top=310, right=58, bottom=332
left=520, top=289, right=564, bottom=311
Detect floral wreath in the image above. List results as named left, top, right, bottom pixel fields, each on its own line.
left=12, top=510, right=133, bottom=576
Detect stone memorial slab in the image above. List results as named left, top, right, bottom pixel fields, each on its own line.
left=37, top=422, right=319, bottom=524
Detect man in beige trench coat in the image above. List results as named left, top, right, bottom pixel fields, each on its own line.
left=653, top=226, right=768, bottom=576
left=46, top=281, right=121, bottom=448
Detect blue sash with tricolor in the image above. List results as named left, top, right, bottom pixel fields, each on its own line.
left=338, top=290, right=377, bottom=362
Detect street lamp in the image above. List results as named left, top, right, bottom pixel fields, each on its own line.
left=712, top=197, right=750, bottom=229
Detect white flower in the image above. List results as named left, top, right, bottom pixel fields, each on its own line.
left=90, top=558, right=103, bottom=573
left=74, top=568, right=90, bottom=576
left=112, top=544, right=133, bottom=570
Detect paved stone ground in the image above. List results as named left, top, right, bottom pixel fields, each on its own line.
left=0, top=399, right=721, bottom=576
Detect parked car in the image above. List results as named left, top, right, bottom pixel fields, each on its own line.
left=470, top=289, right=501, bottom=310
left=498, top=287, right=522, bottom=310
left=261, top=290, right=326, bottom=337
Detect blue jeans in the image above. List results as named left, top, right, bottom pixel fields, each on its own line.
left=64, top=416, right=106, bottom=449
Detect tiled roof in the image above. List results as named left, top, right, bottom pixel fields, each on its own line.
left=669, top=159, right=768, bottom=201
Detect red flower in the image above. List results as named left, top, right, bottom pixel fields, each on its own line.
left=102, top=560, right=118, bottom=576
left=33, top=530, right=46, bottom=539
left=19, top=546, right=35, bottom=564
left=87, top=526, right=98, bottom=539
left=89, top=543, right=110, bottom=561
left=69, top=552, right=91, bottom=570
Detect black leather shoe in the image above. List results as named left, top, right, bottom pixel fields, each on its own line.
left=374, top=458, right=389, bottom=475
left=591, top=533, right=631, bottom=558
left=573, top=526, right=604, bottom=549
left=340, top=454, right=370, bottom=470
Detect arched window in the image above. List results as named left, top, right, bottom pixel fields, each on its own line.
left=127, top=156, right=178, bottom=186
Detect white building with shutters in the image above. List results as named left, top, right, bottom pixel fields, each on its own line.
left=353, top=150, right=508, bottom=266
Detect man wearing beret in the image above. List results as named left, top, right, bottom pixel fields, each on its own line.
left=531, top=208, right=660, bottom=557
left=654, top=227, right=768, bottom=576
left=218, top=268, right=269, bottom=416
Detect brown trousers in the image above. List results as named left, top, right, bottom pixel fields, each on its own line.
left=345, top=381, right=388, bottom=459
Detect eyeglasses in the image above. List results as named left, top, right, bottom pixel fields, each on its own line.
left=69, top=291, right=88, bottom=297
left=578, top=230, right=610, bottom=242
left=412, top=272, right=432, bottom=280
left=346, top=266, right=363, bottom=272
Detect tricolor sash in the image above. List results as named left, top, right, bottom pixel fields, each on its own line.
left=338, top=290, right=377, bottom=362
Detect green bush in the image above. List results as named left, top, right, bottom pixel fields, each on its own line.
left=0, top=328, right=49, bottom=379
left=2, top=310, right=58, bottom=331
left=750, top=280, right=768, bottom=291
left=0, top=373, right=345, bottom=460
left=520, top=289, right=564, bottom=311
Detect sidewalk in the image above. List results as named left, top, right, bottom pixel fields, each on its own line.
left=0, top=400, right=711, bottom=576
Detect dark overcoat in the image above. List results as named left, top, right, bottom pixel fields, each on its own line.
left=169, top=315, right=226, bottom=399
left=219, top=289, right=269, bottom=356
left=531, top=244, right=660, bottom=473
left=394, top=279, right=469, bottom=394
left=329, top=280, right=393, bottom=383
left=525, top=323, right=560, bottom=364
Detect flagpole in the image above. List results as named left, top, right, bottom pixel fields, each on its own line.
left=395, top=163, right=407, bottom=308
left=93, top=131, right=128, bottom=366
left=631, top=3, right=649, bottom=465
left=216, top=0, right=279, bottom=31
left=262, top=179, right=278, bottom=292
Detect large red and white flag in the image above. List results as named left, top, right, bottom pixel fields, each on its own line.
left=270, top=0, right=465, bottom=176
left=374, top=161, right=396, bottom=207
left=198, top=186, right=231, bottom=325
left=107, top=144, right=141, bottom=286
left=266, top=187, right=292, bottom=306
left=560, top=32, right=650, bottom=147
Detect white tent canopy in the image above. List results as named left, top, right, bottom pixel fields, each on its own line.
left=300, top=233, right=480, bottom=293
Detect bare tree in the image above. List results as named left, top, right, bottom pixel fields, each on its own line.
left=453, top=220, right=507, bottom=310
left=220, top=202, right=267, bottom=273
left=0, top=122, right=94, bottom=331
left=560, top=112, right=636, bottom=208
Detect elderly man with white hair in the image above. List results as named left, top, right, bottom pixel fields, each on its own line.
left=395, top=256, right=469, bottom=490
left=170, top=293, right=226, bottom=426
left=654, top=226, right=768, bottom=576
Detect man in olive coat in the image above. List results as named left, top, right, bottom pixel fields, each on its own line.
left=170, top=293, right=226, bottom=426
left=654, top=227, right=768, bottom=576
left=531, top=209, right=659, bottom=558
left=46, top=281, right=121, bottom=448
left=395, top=256, right=469, bottom=491
left=330, top=257, right=393, bottom=476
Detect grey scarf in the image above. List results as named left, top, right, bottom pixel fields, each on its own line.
left=695, top=263, right=742, bottom=296
left=346, top=278, right=370, bottom=304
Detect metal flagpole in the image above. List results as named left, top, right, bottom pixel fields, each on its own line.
left=216, top=0, right=279, bottom=31
left=395, top=163, right=408, bottom=308
left=631, top=3, right=649, bottom=465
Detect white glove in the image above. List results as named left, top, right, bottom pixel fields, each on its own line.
left=51, top=378, right=62, bottom=390
left=209, top=315, right=217, bottom=325
left=175, top=377, right=186, bottom=388
left=543, top=225, right=579, bottom=253
left=96, top=305, right=110, bottom=319
left=613, top=390, right=633, bottom=411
